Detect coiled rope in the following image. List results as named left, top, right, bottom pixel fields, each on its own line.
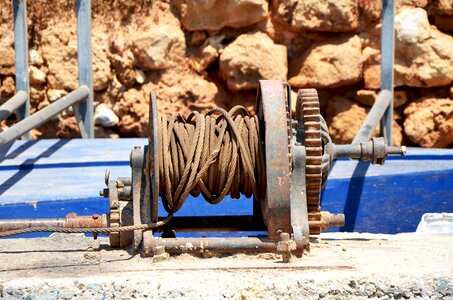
left=0, top=106, right=265, bottom=237
left=159, top=106, right=265, bottom=214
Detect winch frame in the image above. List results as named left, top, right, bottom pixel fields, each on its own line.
left=103, top=80, right=347, bottom=261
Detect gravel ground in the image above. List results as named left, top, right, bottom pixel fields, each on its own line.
left=0, top=233, right=452, bottom=299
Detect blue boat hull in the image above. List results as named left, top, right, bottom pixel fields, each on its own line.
left=0, top=139, right=451, bottom=236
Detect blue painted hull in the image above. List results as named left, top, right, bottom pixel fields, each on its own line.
left=0, top=139, right=451, bottom=236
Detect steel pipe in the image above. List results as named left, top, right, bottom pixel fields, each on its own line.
left=380, top=0, right=395, bottom=145
left=0, top=91, right=27, bottom=122
left=75, top=0, right=94, bottom=138
left=13, top=0, right=30, bottom=133
left=145, top=237, right=280, bottom=254
left=0, top=213, right=105, bottom=232
left=333, top=137, right=406, bottom=164
left=352, top=90, right=392, bottom=144
left=0, top=218, right=65, bottom=232
left=0, top=86, right=89, bottom=147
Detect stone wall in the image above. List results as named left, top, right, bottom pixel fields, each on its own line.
left=0, top=0, right=452, bottom=147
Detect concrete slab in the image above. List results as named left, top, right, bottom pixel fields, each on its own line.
left=0, top=233, right=452, bottom=299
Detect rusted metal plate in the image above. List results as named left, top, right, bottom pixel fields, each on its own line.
left=256, top=80, right=291, bottom=240
left=290, top=146, right=309, bottom=251
left=148, top=91, right=159, bottom=223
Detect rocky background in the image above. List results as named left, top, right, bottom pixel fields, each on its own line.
left=0, top=0, right=452, bottom=147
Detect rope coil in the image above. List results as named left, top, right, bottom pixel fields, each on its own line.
left=159, top=106, right=265, bottom=214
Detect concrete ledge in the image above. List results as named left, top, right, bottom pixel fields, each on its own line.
left=0, top=233, right=452, bottom=299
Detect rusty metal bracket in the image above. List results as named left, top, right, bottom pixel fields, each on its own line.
left=256, top=80, right=292, bottom=240
left=290, top=145, right=310, bottom=255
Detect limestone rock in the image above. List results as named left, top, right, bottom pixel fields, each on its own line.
left=41, top=25, right=110, bottom=91
left=289, top=35, right=362, bottom=88
left=0, top=25, right=15, bottom=75
left=41, top=27, right=77, bottom=90
left=354, top=90, right=408, bottom=108
left=57, top=117, right=80, bottom=138
left=403, top=98, right=453, bottom=147
left=29, top=85, right=48, bottom=110
left=135, top=69, right=146, bottom=84
left=47, top=89, right=67, bottom=102
left=108, top=47, right=136, bottom=88
left=363, top=8, right=453, bottom=89
left=273, top=0, right=359, bottom=32
left=219, top=32, right=287, bottom=91
left=326, top=97, right=402, bottom=145
left=114, top=71, right=218, bottom=137
left=192, top=36, right=224, bottom=73
left=29, top=49, right=44, bottom=67
left=181, top=0, right=268, bottom=31
left=359, top=0, right=430, bottom=23
left=109, top=76, right=125, bottom=99
left=92, top=33, right=112, bottom=91
left=0, top=76, right=15, bottom=99
left=131, top=25, right=186, bottom=71
left=94, top=104, right=119, bottom=128
left=435, top=0, right=453, bottom=16
left=29, top=66, right=46, bottom=85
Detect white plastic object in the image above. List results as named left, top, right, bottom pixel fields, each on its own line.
left=416, top=213, right=453, bottom=234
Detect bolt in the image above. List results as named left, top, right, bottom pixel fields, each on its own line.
left=116, top=180, right=125, bottom=188
left=99, top=188, right=109, bottom=197
left=280, top=232, right=290, bottom=241
left=277, top=232, right=296, bottom=263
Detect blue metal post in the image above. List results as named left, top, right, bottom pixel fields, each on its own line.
left=75, top=0, right=94, bottom=138
left=379, top=0, right=395, bottom=145
left=13, top=0, right=30, bottom=139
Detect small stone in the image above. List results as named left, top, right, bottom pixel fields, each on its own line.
left=29, top=49, right=44, bottom=66
left=94, top=103, right=119, bottom=127
left=0, top=76, right=15, bottom=97
left=135, top=69, right=146, bottom=84
left=29, top=66, right=46, bottom=85
left=30, top=84, right=47, bottom=106
left=47, top=89, right=67, bottom=102
left=152, top=252, right=170, bottom=263
left=109, top=76, right=125, bottom=98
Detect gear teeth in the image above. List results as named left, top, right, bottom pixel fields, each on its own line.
left=297, top=88, right=324, bottom=235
